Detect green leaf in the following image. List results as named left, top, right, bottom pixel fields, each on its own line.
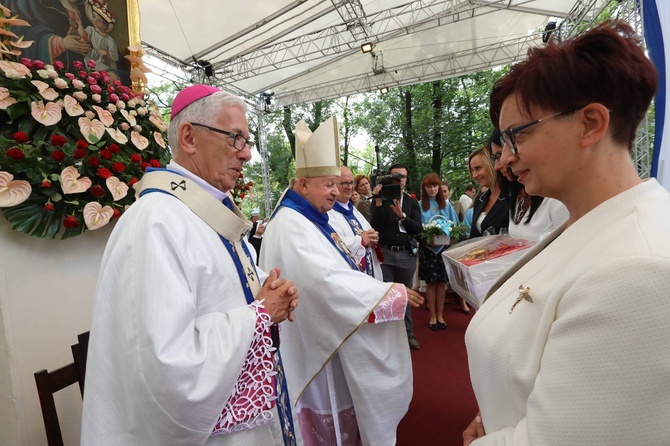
left=50, top=192, right=63, bottom=202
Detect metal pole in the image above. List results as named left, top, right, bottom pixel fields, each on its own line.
left=255, top=104, right=273, bottom=217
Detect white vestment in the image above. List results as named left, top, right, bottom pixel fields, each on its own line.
left=81, top=170, right=287, bottom=445
left=260, top=201, right=412, bottom=446
left=328, top=202, right=382, bottom=279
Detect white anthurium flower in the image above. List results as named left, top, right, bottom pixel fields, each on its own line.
left=60, top=166, right=92, bottom=194
left=0, top=171, right=31, bottom=207
left=92, top=105, right=114, bottom=127
left=130, top=131, right=149, bottom=151
left=120, top=109, right=136, bottom=126
left=78, top=117, right=105, bottom=143
left=0, top=86, right=17, bottom=110
left=83, top=201, right=114, bottom=230
left=106, top=176, right=129, bottom=201
left=30, top=100, right=62, bottom=126
left=153, top=131, right=166, bottom=148
left=106, top=127, right=128, bottom=144
left=63, top=94, right=84, bottom=116
left=31, top=80, right=59, bottom=101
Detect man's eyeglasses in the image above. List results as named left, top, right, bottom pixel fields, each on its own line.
left=191, top=122, right=256, bottom=151
left=339, top=181, right=355, bottom=188
left=500, top=107, right=582, bottom=155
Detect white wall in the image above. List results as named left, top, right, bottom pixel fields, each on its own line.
left=0, top=217, right=112, bottom=445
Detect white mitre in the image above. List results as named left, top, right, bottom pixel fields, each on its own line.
left=295, top=116, right=341, bottom=178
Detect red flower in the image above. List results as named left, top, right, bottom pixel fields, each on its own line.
left=97, top=168, right=112, bottom=179
left=108, top=143, right=120, bottom=154
left=73, top=61, right=84, bottom=70
left=51, top=150, right=66, bottom=162
left=90, top=185, right=105, bottom=197
left=112, top=162, right=126, bottom=173
left=50, top=134, right=68, bottom=147
left=41, top=180, right=52, bottom=188
left=53, top=60, right=64, bottom=70
left=63, top=216, right=79, bottom=228
left=44, top=203, right=55, bottom=212
left=239, top=193, right=246, bottom=199
left=112, top=209, right=121, bottom=219
left=6, top=148, right=25, bottom=160
left=128, top=177, right=139, bottom=187
left=100, top=149, right=112, bottom=160
left=73, top=148, right=86, bottom=159
left=12, top=132, right=30, bottom=143
left=130, top=154, right=142, bottom=163
left=87, top=59, right=97, bottom=69
left=32, top=60, right=45, bottom=70
left=88, top=157, right=100, bottom=167
left=149, top=159, right=161, bottom=168
left=141, top=162, right=150, bottom=172
left=20, top=58, right=32, bottom=68
left=248, top=181, right=254, bottom=186
left=121, top=93, right=130, bottom=102
left=238, top=172, right=244, bottom=178
left=76, top=140, right=89, bottom=150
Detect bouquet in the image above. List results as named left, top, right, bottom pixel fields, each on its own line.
left=0, top=3, right=170, bottom=239
left=419, top=215, right=454, bottom=245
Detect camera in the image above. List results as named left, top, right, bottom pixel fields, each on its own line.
left=375, top=172, right=403, bottom=202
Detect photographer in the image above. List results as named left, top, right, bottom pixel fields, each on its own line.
left=371, top=163, right=422, bottom=350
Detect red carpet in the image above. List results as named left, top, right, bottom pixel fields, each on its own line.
left=396, top=293, right=479, bottom=446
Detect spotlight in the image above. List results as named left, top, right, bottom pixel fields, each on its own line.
left=379, top=86, right=389, bottom=95
left=361, top=42, right=374, bottom=53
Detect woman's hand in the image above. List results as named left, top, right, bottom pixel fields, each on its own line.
left=463, top=411, right=485, bottom=446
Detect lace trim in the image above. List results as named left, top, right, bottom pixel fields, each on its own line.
left=297, top=406, right=360, bottom=446
left=211, top=301, right=277, bottom=436
left=371, top=283, right=407, bottom=323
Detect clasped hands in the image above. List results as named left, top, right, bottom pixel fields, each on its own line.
left=256, top=268, right=299, bottom=324
left=361, top=229, right=379, bottom=247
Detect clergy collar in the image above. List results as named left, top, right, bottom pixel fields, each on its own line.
left=167, top=160, right=229, bottom=203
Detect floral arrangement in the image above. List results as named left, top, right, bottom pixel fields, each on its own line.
left=419, top=216, right=469, bottom=245
left=230, top=171, right=254, bottom=205
left=0, top=3, right=169, bottom=239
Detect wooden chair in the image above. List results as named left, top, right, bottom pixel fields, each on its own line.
left=34, top=332, right=90, bottom=446
left=70, top=331, right=89, bottom=396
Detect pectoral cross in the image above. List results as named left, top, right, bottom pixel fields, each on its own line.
left=509, top=285, right=533, bottom=314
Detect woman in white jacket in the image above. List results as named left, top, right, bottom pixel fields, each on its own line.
left=463, top=21, right=670, bottom=446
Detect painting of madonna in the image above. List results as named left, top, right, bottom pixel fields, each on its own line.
left=5, top=0, right=132, bottom=85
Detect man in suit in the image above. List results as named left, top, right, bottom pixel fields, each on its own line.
left=370, top=163, right=423, bottom=350
left=248, top=208, right=264, bottom=264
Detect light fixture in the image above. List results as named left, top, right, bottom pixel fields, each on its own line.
left=361, top=42, right=374, bottom=53
left=379, top=86, right=389, bottom=95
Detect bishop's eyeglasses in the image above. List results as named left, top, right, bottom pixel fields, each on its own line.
left=191, top=122, right=256, bottom=151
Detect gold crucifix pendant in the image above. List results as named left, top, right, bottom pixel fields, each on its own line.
left=509, top=285, right=533, bottom=314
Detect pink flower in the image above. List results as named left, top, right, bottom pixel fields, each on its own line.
left=90, top=84, right=102, bottom=94
left=73, top=61, right=84, bottom=70
left=20, top=58, right=32, bottom=68
left=86, top=76, right=97, bottom=85
left=53, top=60, right=64, bottom=70
left=32, top=60, right=45, bottom=69
left=65, top=72, right=75, bottom=80
left=121, top=93, right=130, bottom=102
left=72, top=79, right=85, bottom=90
left=109, top=93, right=119, bottom=102
left=87, top=59, right=97, bottom=69
left=30, top=101, right=62, bottom=126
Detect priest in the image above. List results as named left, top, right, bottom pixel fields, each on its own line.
left=260, top=117, right=424, bottom=446
left=328, top=165, right=382, bottom=280
left=82, top=84, right=298, bottom=445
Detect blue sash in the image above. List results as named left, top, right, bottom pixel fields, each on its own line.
left=274, top=190, right=362, bottom=271
left=332, top=202, right=374, bottom=276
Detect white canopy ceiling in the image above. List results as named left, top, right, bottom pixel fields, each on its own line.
left=138, top=0, right=611, bottom=106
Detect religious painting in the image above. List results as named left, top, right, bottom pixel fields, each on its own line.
left=5, top=0, right=140, bottom=86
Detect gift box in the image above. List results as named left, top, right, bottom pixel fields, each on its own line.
left=442, top=235, right=536, bottom=309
